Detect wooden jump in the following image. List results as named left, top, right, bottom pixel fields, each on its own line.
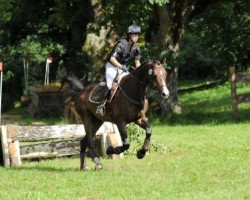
left=0, top=123, right=123, bottom=167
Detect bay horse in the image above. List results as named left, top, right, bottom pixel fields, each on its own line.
left=60, top=60, right=169, bottom=170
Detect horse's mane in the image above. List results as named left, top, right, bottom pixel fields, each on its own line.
left=129, top=60, right=152, bottom=75
left=130, top=60, right=163, bottom=76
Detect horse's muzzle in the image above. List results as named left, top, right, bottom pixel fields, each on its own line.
left=161, top=86, right=169, bottom=99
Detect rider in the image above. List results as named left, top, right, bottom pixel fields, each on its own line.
left=96, top=24, right=142, bottom=115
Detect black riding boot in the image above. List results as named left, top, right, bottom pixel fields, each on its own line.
left=96, top=89, right=110, bottom=116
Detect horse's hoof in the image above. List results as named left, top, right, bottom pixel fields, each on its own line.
left=81, top=165, right=90, bottom=171
left=95, top=163, right=103, bottom=171
left=137, top=149, right=146, bottom=159
left=106, top=146, right=113, bottom=155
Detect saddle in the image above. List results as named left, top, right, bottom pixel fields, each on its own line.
left=89, top=82, right=109, bottom=104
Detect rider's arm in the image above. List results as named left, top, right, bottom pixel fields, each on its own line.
left=110, top=56, right=123, bottom=68
left=109, top=42, right=124, bottom=68
left=134, top=46, right=141, bottom=68
left=135, top=60, right=140, bottom=68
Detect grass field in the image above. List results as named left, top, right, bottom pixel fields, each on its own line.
left=0, top=81, right=249, bottom=200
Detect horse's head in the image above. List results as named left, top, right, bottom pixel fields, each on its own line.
left=149, top=60, right=169, bottom=99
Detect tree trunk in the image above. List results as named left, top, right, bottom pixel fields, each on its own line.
left=147, top=0, right=218, bottom=114
left=63, top=0, right=95, bottom=78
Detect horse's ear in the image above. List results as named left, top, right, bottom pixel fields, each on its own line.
left=154, top=60, right=162, bottom=66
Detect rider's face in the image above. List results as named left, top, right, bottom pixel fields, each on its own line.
left=129, top=34, right=139, bottom=43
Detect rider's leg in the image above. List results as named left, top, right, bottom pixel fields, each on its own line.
left=106, top=62, right=117, bottom=90
left=96, top=62, right=117, bottom=115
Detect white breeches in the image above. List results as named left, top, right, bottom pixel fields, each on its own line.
left=105, top=62, right=129, bottom=89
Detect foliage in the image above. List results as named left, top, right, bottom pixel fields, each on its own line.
left=93, top=0, right=153, bottom=36
left=2, top=71, right=14, bottom=82
left=126, top=123, right=168, bottom=154
left=19, top=36, right=65, bottom=64
left=0, top=0, right=94, bottom=97
left=0, top=0, right=249, bottom=101
left=148, top=0, right=168, bottom=6
left=178, top=0, right=250, bottom=80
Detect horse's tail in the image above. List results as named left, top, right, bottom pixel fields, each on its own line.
left=59, top=75, right=85, bottom=97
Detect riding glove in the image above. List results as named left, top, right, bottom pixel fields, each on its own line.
left=120, top=65, right=129, bottom=72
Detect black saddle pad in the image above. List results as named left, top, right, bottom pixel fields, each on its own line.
left=89, top=83, right=108, bottom=104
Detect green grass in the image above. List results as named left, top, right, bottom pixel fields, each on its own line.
left=159, top=82, right=250, bottom=125
left=0, top=124, right=249, bottom=200
left=0, top=81, right=250, bottom=200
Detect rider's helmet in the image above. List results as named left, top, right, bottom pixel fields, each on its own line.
left=127, top=24, right=141, bottom=35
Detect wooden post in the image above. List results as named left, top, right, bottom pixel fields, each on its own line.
left=8, top=140, right=21, bottom=166
left=0, top=126, right=10, bottom=167
left=229, top=66, right=238, bottom=117
left=0, top=62, right=3, bottom=125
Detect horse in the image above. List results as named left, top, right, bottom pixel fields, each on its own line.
left=60, top=60, right=169, bottom=170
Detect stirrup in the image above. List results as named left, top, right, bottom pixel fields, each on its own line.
left=96, top=104, right=106, bottom=116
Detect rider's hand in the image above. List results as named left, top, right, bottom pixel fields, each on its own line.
left=120, top=65, right=128, bottom=72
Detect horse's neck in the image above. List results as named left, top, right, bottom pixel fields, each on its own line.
left=119, top=65, right=149, bottom=101
left=131, top=64, right=150, bottom=85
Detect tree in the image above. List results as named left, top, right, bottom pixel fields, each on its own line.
left=146, top=0, right=220, bottom=114
left=0, top=0, right=96, bottom=98
left=179, top=0, right=250, bottom=77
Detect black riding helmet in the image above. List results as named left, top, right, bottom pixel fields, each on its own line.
left=127, top=24, right=141, bottom=35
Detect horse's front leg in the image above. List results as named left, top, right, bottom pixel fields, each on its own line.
left=136, top=113, right=151, bottom=159
left=106, top=121, right=130, bottom=155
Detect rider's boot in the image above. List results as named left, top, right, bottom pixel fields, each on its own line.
left=96, top=89, right=110, bottom=116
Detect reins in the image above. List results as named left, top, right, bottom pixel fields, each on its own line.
left=117, top=64, right=152, bottom=106
left=118, top=84, right=144, bottom=106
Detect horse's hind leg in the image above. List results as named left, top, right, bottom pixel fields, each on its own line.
left=80, top=136, right=89, bottom=170
left=80, top=114, right=103, bottom=170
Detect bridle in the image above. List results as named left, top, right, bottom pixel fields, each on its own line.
left=118, top=62, right=167, bottom=106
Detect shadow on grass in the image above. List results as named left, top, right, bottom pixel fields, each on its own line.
left=1, top=156, right=102, bottom=172
left=4, top=165, right=80, bottom=173
left=165, top=109, right=250, bottom=125
left=3, top=106, right=66, bottom=125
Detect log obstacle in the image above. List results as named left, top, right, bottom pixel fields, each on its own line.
left=0, top=123, right=123, bottom=167
left=229, top=66, right=250, bottom=117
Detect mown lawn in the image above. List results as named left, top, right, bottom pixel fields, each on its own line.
left=0, top=81, right=249, bottom=200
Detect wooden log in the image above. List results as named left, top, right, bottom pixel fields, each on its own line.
left=20, top=138, right=81, bottom=159
left=5, top=124, right=86, bottom=141
left=21, top=152, right=60, bottom=159
left=0, top=126, right=10, bottom=167
left=238, top=93, right=250, bottom=103
left=100, top=132, right=108, bottom=156
left=8, top=141, right=21, bottom=166
left=236, top=74, right=250, bottom=83
left=96, top=122, right=123, bottom=158
left=229, top=66, right=238, bottom=115
left=1, top=122, right=122, bottom=166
